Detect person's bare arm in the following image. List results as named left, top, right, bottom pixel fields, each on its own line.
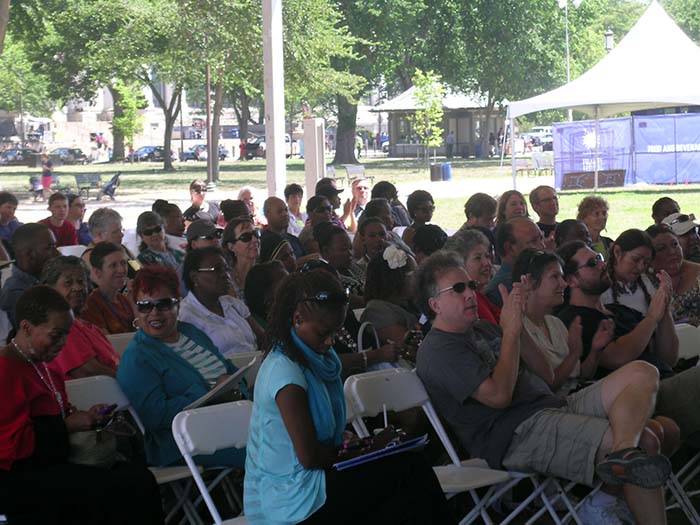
left=579, top=319, right=614, bottom=379
left=67, top=358, right=117, bottom=379
left=519, top=330, right=555, bottom=386
left=473, top=282, right=525, bottom=409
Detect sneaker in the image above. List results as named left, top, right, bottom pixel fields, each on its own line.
left=576, top=492, right=626, bottom=525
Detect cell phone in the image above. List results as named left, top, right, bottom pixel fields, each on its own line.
left=97, top=403, right=118, bottom=416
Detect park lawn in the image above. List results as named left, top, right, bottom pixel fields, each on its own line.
left=1, top=156, right=698, bottom=239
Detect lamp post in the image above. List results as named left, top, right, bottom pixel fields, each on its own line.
left=604, top=28, right=614, bottom=53
left=559, top=0, right=582, bottom=121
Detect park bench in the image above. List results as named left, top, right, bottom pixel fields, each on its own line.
left=515, top=158, right=533, bottom=177
left=325, top=165, right=346, bottom=188
left=531, top=152, right=554, bottom=176
left=74, top=173, right=103, bottom=199
left=343, top=164, right=374, bottom=186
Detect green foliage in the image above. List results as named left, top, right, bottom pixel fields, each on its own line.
left=664, top=0, right=700, bottom=43
left=408, top=69, right=445, bottom=150
left=0, top=35, right=52, bottom=114
left=111, top=80, right=147, bottom=147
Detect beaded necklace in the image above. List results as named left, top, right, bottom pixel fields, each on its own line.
left=11, top=338, right=65, bottom=418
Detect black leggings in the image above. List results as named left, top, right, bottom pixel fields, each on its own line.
left=0, top=461, right=164, bottom=525
left=300, top=451, right=456, bottom=525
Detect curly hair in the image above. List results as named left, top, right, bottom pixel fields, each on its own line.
left=607, top=229, right=654, bottom=306
left=132, top=265, right=180, bottom=301
left=41, top=255, right=89, bottom=288
left=576, top=196, right=609, bottom=221
left=266, top=269, right=347, bottom=363
left=16, top=285, right=71, bottom=327
left=495, top=190, right=528, bottom=226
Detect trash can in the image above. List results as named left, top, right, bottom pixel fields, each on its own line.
left=430, top=163, right=442, bottom=182
left=475, top=143, right=483, bottom=159
left=441, top=162, right=452, bottom=181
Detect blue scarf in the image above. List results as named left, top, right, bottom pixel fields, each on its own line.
left=290, top=328, right=346, bottom=446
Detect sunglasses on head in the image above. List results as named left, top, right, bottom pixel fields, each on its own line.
left=299, top=289, right=349, bottom=305
left=315, top=205, right=333, bottom=214
left=435, top=280, right=479, bottom=297
left=196, top=229, right=223, bottom=241
left=233, top=229, right=261, bottom=243
left=135, top=297, right=179, bottom=314
left=141, top=225, right=163, bottom=236
left=576, top=252, right=605, bottom=271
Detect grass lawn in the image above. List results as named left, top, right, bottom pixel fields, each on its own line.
left=2, top=156, right=698, bottom=239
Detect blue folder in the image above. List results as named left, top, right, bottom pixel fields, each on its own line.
left=332, top=434, right=429, bottom=471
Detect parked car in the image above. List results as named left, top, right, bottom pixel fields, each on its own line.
left=245, top=134, right=293, bottom=159
left=180, top=145, right=207, bottom=162
left=49, top=147, right=89, bottom=165
left=133, top=146, right=168, bottom=162
left=0, top=148, right=38, bottom=166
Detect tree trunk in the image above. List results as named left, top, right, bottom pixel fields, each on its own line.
left=480, top=99, right=495, bottom=159
left=332, top=94, right=358, bottom=165
left=107, top=84, right=125, bottom=162
left=233, top=88, right=252, bottom=160
left=0, top=0, right=9, bottom=57
left=211, top=79, right=224, bottom=181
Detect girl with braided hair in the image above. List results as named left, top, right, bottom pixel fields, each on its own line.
left=601, top=229, right=657, bottom=315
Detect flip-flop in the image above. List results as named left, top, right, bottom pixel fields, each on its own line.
left=596, top=447, right=671, bottom=488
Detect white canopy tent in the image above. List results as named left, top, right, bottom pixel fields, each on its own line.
left=507, top=0, right=700, bottom=189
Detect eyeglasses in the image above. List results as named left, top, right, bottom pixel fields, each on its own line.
left=135, top=297, right=179, bottom=313
left=314, top=205, right=333, bottom=214
left=299, top=290, right=349, bottom=305
left=575, top=252, right=605, bottom=271
left=196, top=265, right=231, bottom=274
left=434, top=280, right=479, bottom=297
left=668, top=213, right=696, bottom=225
left=195, top=229, right=223, bottom=241
left=233, top=229, right=261, bottom=243
left=141, top=225, right=162, bottom=236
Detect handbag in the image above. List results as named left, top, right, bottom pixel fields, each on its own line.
left=68, top=427, right=117, bottom=469
left=357, top=321, right=412, bottom=371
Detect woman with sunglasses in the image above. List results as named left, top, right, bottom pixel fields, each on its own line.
left=444, top=229, right=500, bottom=325
left=135, top=212, right=184, bottom=270
left=647, top=224, right=700, bottom=326
left=222, top=217, right=261, bottom=301
left=179, top=247, right=261, bottom=356
left=117, top=266, right=247, bottom=468
left=183, top=179, right=221, bottom=227
left=244, top=269, right=454, bottom=525
left=0, top=286, right=164, bottom=524
left=402, top=190, right=435, bottom=252
left=42, top=256, right=120, bottom=380
left=513, top=249, right=614, bottom=395
left=601, top=229, right=657, bottom=316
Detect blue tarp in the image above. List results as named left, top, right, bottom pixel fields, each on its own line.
left=553, top=112, right=700, bottom=189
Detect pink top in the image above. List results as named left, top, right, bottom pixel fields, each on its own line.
left=49, top=319, right=120, bottom=379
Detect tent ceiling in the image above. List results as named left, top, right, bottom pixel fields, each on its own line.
left=508, top=1, right=700, bottom=119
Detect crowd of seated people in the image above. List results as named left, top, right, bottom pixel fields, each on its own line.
left=1, top=180, right=700, bottom=524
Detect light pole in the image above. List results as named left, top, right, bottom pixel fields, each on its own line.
left=559, top=0, right=582, bottom=121
left=604, top=28, right=615, bottom=53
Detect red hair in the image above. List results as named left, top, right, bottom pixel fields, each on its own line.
left=132, top=266, right=180, bottom=301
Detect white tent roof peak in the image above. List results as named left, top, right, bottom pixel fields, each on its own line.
left=372, top=85, right=489, bottom=112
left=508, top=0, right=700, bottom=119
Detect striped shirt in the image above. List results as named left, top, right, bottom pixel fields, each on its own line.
left=167, top=334, right=227, bottom=386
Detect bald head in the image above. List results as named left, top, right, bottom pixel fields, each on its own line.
left=264, top=196, right=290, bottom=233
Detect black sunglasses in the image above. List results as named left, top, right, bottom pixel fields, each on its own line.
left=576, top=252, right=605, bottom=271
left=299, top=290, right=349, bottom=305
left=314, top=205, right=333, bottom=214
left=233, top=229, right=261, bottom=243
left=135, top=297, right=179, bottom=313
left=435, top=280, right=479, bottom=297
left=196, top=230, right=223, bottom=241
left=193, top=187, right=207, bottom=194
left=141, top=225, right=163, bottom=236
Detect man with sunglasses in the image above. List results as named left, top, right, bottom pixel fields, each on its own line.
left=557, top=240, right=700, bottom=439
left=417, top=251, right=671, bottom=524
left=662, top=212, right=700, bottom=263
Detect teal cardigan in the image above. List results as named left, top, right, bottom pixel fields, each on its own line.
left=117, top=321, right=238, bottom=467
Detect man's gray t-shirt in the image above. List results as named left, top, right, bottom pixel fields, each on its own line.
left=417, top=321, right=565, bottom=468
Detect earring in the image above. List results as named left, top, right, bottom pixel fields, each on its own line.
left=132, top=319, right=139, bottom=328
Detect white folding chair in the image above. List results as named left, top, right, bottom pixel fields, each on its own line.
left=58, top=244, right=87, bottom=257
left=344, top=368, right=582, bottom=525
left=227, top=351, right=262, bottom=387
left=172, top=401, right=251, bottom=525
left=106, top=332, right=135, bottom=357
left=65, top=376, right=204, bottom=524
left=675, top=323, right=700, bottom=360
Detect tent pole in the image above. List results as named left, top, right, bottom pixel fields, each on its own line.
left=594, top=106, right=600, bottom=191
left=510, top=116, right=517, bottom=189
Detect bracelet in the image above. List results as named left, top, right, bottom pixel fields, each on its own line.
left=361, top=351, right=368, bottom=370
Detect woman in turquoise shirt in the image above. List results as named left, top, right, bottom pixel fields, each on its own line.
left=244, top=269, right=454, bottom=524
left=117, top=265, right=246, bottom=468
